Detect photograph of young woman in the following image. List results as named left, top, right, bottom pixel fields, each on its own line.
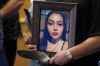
left=29, top=10, right=70, bottom=66
left=38, top=11, right=69, bottom=53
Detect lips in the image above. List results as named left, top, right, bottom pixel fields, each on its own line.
left=52, top=32, right=58, bottom=36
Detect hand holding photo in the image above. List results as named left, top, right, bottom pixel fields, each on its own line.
left=32, top=1, right=77, bottom=61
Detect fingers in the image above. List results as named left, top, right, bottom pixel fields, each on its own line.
left=49, top=56, right=64, bottom=65
left=49, top=56, right=55, bottom=64
left=26, top=44, right=37, bottom=52
left=48, top=51, right=71, bottom=65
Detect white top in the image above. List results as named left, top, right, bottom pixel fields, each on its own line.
left=47, top=40, right=68, bottom=52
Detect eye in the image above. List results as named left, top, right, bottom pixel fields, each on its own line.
left=48, top=22, right=53, bottom=25
left=58, top=23, right=63, bottom=26
left=58, top=21, right=63, bottom=26
left=47, top=20, right=54, bottom=25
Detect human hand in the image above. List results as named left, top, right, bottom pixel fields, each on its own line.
left=25, top=36, right=33, bottom=44
left=25, top=36, right=36, bottom=50
left=49, top=50, right=72, bottom=65
left=0, top=10, right=5, bottom=17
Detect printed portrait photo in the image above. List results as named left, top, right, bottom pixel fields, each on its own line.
left=38, top=9, right=70, bottom=53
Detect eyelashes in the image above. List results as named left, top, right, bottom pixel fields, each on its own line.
left=47, top=20, right=63, bottom=26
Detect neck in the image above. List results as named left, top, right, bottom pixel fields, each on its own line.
left=51, top=39, right=62, bottom=44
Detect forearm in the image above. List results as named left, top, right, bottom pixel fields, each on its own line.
left=68, top=36, right=100, bottom=60
left=0, top=0, right=23, bottom=16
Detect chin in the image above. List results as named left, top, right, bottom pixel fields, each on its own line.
left=52, top=36, right=60, bottom=40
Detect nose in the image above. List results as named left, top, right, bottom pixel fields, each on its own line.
left=53, top=25, right=58, bottom=31
left=54, top=28, right=58, bottom=31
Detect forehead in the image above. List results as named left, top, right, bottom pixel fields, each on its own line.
left=48, top=13, right=63, bottom=20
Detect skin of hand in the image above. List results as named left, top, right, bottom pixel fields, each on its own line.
left=49, top=36, right=100, bottom=65
left=0, top=0, right=24, bottom=16
left=25, top=36, right=37, bottom=53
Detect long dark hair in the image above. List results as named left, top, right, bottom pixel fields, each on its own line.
left=37, top=11, right=68, bottom=51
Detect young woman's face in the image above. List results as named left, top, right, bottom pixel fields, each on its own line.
left=47, top=13, right=64, bottom=40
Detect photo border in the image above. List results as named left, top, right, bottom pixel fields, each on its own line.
left=32, top=1, right=78, bottom=56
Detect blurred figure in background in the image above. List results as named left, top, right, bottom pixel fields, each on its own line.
left=0, top=0, right=23, bottom=66
left=0, top=9, right=8, bottom=66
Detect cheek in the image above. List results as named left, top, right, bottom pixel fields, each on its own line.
left=47, top=25, right=53, bottom=33
left=58, top=27, right=64, bottom=34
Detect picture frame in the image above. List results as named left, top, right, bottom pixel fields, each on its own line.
left=32, top=1, right=78, bottom=59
